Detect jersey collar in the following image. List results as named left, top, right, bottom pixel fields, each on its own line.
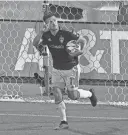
left=49, top=27, right=61, bottom=36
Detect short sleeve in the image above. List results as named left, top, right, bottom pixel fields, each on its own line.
left=42, top=34, right=48, bottom=45
left=66, top=31, right=79, bottom=41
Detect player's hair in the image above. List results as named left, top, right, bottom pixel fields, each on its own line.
left=43, top=12, right=56, bottom=22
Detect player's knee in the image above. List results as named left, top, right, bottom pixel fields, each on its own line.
left=58, top=101, right=66, bottom=110
left=67, top=87, right=80, bottom=100
left=52, top=87, right=63, bottom=104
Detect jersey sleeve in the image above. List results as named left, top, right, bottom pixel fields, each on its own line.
left=35, top=34, right=48, bottom=54
left=66, top=31, right=79, bottom=41
left=42, top=34, right=48, bottom=45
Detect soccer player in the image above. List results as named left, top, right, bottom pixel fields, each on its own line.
left=33, top=12, right=97, bottom=129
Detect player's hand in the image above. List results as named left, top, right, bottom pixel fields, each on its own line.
left=66, top=40, right=83, bottom=57
left=76, top=36, right=86, bottom=50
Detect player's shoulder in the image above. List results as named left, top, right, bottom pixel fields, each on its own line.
left=43, top=30, right=51, bottom=36
left=60, top=28, right=79, bottom=37
left=59, top=28, right=72, bottom=35
left=42, top=30, right=51, bottom=39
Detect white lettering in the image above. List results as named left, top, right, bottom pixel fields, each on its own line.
left=78, top=29, right=106, bottom=73
left=100, top=31, right=128, bottom=74
left=15, top=28, right=128, bottom=75
left=15, top=28, right=44, bottom=71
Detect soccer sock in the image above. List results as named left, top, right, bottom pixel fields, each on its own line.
left=77, top=89, right=92, bottom=98
left=58, top=101, right=67, bottom=122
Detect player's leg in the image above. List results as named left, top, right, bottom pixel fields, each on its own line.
left=67, top=65, right=97, bottom=107
left=66, top=65, right=92, bottom=100
left=51, top=69, right=69, bottom=129
left=76, top=65, right=97, bottom=106
left=75, top=64, right=92, bottom=98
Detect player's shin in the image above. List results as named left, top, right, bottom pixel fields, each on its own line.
left=58, top=101, right=67, bottom=122
left=52, top=87, right=67, bottom=122
left=77, top=89, right=92, bottom=98
left=68, top=76, right=92, bottom=99
left=67, top=87, right=92, bottom=99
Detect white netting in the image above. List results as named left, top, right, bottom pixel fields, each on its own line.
left=0, top=1, right=128, bottom=106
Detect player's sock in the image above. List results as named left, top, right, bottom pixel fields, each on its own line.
left=77, top=89, right=92, bottom=98
left=58, top=101, right=67, bottom=122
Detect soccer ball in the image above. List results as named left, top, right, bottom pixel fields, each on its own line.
left=66, top=40, right=81, bottom=54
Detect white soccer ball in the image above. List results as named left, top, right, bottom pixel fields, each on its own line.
left=66, top=40, right=80, bottom=54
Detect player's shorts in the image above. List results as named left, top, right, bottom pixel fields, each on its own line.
left=51, top=64, right=81, bottom=89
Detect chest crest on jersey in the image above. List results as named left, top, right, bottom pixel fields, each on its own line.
left=59, top=35, right=64, bottom=44
left=48, top=38, right=52, bottom=41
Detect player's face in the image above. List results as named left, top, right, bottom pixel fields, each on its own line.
left=45, top=16, right=59, bottom=31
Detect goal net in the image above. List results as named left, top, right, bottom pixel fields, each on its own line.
left=0, top=1, right=128, bottom=106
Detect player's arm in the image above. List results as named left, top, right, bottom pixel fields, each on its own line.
left=66, top=31, right=86, bottom=57
left=76, top=35, right=86, bottom=53
left=33, top=31, right=43, bottom=49
left=33, top=22, right=48, bottom=49
left=33, top=31, right=47, bottom=55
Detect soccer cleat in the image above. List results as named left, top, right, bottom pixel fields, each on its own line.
left=54, top=121, right=69, bottom=130
left=89, top=88, right=97, bottom=107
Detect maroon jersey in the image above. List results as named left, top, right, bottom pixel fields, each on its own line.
left=42, top=29, right=79, bottom=70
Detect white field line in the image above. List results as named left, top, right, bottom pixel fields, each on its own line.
left=0, top=98, right=128, bottom=106
left=0, top=113, right=128, bottom=121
